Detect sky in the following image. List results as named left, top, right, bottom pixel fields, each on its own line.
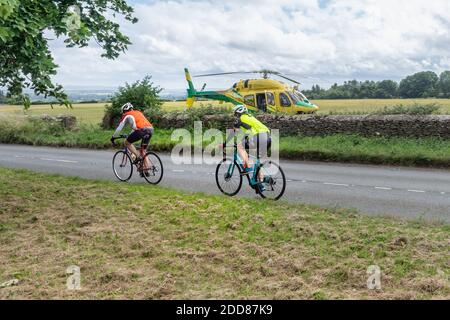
left=48, top=0, right=450, bottom=91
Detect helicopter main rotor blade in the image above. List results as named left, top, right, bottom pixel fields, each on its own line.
left=194, top=70, right=302, bottom=85
left=251, top=70, right=302, bottom=84
left=275, top=74, right=302, bottom=85
left=194, top=71, right=255, bottom=77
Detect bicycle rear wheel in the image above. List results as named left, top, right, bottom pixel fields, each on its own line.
left=215, top=159, right=243, bottom=196
left=142, top=151, right=164, bottom=185
left=112, top=150, right=133, bottom=182
left=255, top=161, right=286, bottom=200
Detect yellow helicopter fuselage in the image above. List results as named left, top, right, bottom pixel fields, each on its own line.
left=185, top=68, right=319, bottom=114
left=230, top=79, right=319, bottom=114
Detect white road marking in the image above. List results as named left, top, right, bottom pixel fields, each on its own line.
left=324, top=182, right=349, bottom=187
left=40, top=158, right=78, bottom=163
left=7, top=151, right=449, bottom=197
left=407, top=189, right=426, bottom=193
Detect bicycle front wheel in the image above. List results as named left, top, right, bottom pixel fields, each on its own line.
left=142, top=152, right=164, bottom=185
left=255, top=161, right=286, bottom=200
left=215, top=159, right=243, bottom=196
left=112, top=150, right=133, bottom=182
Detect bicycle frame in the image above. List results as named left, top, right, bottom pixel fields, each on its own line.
left=225, top=143, right=262, bottom=187
left=114, top=136, right=148, bottom=171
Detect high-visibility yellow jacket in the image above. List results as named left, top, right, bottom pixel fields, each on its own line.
left=234, top=114, right=270, bottom=136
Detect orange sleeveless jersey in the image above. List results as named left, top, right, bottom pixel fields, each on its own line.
left=122, top=110, right=152, bottom=129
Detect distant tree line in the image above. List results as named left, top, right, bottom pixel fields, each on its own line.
left=303, top=71, right=450, bottom=99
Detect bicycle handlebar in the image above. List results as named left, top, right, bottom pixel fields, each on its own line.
left=111, top=134, right=128, bottom=140
left=111, top=134, right=128, bottom=147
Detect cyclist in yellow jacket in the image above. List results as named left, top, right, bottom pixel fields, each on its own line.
left=228, top=105, right=271, bottom=177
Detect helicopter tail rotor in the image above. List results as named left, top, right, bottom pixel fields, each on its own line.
left=185, top=68, right=196, bottom=108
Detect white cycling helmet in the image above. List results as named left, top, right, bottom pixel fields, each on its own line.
left=121, top=102, right=134, bottom=113
left=233, top=104, right=248, bottom=115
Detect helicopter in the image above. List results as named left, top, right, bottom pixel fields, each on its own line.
left=184, top=68, right=319, bottom=114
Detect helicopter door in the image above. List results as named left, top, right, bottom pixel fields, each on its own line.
left=255, top=93, right=267, bottom=112
left=265, top=92, right=275, bottom=112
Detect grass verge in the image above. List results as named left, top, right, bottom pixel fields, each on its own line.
left=0, top=167, right=448, bottom=299
left=279, top=135, right=450, bottom=167
left=0, top=119, right=449, bottom=168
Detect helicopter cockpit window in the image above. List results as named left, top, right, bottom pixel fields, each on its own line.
left=244, top=94, right=255, bottom=107
left=293, top=91, right=308, bottom=102
left=279, top=93, right=291, bottom=107
left=288, top=92, right=301, bottom=104
left=267, top=92, right=275, bottom=106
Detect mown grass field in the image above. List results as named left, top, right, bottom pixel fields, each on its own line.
left=0, top=167, right=448, bottom=299
left=1, top=98, right=450, bottom=124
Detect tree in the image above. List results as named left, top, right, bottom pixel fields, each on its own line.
left=304, top=84, right=326, bottom=99
left=399, top=71, right=439, bottom=98
left=0, top=89, right=6, bottom=103
left=376, top=80, right=398, bottom=98
left=343, top=80, right=360, bottom=99
left=103, top=76, right=163, bottom=129
left=0, top=0, right=137, bottom=109
left=358, top=81, right=377, bottom=99
left=438, top=71, right=450, bottom=98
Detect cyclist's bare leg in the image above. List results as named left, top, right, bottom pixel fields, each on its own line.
left=237, top=143, right=250, bottom=168
left=257, top=161, right=264, bottom=182
left=257, top=143, right=270, bottom=182
left=139, top=144, right=154, bottom=171
left=125, top=140, right=140, bottom=158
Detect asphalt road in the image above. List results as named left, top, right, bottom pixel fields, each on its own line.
left=0, top=144, right=449, bottom=222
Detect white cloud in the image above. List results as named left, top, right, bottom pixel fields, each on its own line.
left=49, top=0, right=450, bottom=89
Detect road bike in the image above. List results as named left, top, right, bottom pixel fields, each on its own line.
left=111, top=135, right=163, bottom=185
left=215, top=141, right=286, bottom=200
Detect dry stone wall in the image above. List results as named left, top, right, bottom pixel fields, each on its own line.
left=153, top=114, right=450, bottom=138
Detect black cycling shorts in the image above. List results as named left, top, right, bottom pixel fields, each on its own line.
left=127, top=127, right=154, bottom=146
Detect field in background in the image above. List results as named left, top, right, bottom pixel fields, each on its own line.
left=0, top=103, right=107, bottom=124
left=0, top=167, right=448, bottom=299
left=162, top=99, right=450, bottom=114
left=1, top=98, right=449, bottom=124
left=0, top=101, right=224, bottom=124
left=314, top=99, right=450, bottom=114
